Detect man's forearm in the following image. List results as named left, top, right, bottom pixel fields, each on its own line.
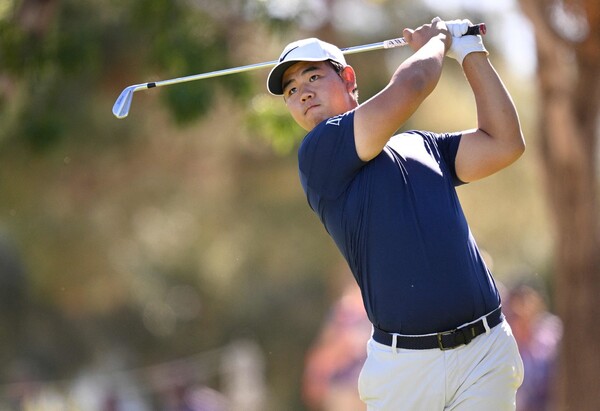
left=391, top=35, right=446, bottom=96
left=463, top=53, right=524, bottom=153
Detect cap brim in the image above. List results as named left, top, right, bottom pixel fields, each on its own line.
left=267, top=57, right=338, bottom=96
left=267, top=60, right=303, bottom=96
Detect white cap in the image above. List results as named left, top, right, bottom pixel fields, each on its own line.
left=267, top=38, right=346, bottom=95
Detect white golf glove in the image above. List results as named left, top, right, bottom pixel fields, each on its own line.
left=446, top=19, right=488, bottom=66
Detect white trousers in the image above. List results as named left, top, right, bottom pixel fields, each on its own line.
left=358, top=320, right=524, bottom=411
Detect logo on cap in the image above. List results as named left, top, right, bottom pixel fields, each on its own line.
left=279, top=46, right=299, bottom=62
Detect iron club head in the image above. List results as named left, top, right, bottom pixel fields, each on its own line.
left=112, top=85, right=142, bottom=119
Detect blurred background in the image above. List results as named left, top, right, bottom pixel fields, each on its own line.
left=0, top=0, right=598, bottom=410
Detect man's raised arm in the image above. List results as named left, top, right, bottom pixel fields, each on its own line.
left=448, top=20, right=526, bottom=182
left=353, top=17, right=451, bottom=162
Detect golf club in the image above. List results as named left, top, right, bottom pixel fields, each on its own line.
left=113, top=23, right=486, bottom=119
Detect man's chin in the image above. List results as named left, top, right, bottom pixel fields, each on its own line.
left=306, top=113, right=327, bottom=128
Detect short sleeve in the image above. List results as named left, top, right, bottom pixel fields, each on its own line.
left=428, top=131, right=464, bottom=186
left=298, top=111, right=366, bottom=200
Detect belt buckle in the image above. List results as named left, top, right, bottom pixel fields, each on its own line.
left=437, top=330, right=455, bottom=351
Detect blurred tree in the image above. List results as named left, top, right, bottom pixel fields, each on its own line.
left=0, top=0, right=255, bottom=150
left=517, top=0, right=600, bottom=409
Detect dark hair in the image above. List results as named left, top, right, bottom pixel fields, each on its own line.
left=328, top=60, right=359, bottom=100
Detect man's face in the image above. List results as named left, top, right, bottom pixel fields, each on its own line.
left=282, top=60, right=356, bottom=131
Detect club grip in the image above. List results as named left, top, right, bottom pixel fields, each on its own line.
left=466, top=23, right=486, bottom=36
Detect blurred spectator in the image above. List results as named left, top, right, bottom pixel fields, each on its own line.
left=505, top=284, right=563, bottom=411
left=302, top=281, right=371, bottom=411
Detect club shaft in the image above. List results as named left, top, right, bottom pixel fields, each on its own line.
left=141, top=42, right=400, bottom=90
left=114, top=23, right=485, bottom=118
left=113, top=39, right=399, bottom=116
left=148, top=24, right=484, bottom=89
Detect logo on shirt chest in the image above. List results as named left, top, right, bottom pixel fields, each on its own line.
left=326, top=115, right=343, bottom=126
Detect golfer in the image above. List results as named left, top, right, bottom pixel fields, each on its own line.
left=267, top=17, right=525, bottom=410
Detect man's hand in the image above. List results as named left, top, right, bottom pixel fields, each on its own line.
left=403, top=17, right=451, bottom=53
left=446, top=19, right=488, bottom=66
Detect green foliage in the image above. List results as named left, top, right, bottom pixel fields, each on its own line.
left=0, top=0, right=255, bottom=148
left=162, top=82, right=215, bottom=125
left=0, top=1, right=111, bottom=149
left=19, top=94, right=64, bottom=151
left=124, top=0, right=254, bottom=125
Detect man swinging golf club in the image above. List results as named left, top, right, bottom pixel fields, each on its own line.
left=267, top=17, right=525, bottom=410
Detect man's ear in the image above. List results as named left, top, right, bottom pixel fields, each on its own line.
left=341, top=66, right=357, bottom=92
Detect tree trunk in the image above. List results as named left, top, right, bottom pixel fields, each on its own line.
left=518, top=0, right=600, bottom=409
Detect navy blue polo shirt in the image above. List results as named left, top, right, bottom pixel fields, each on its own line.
left=298, top=110, right=500, bottom=335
